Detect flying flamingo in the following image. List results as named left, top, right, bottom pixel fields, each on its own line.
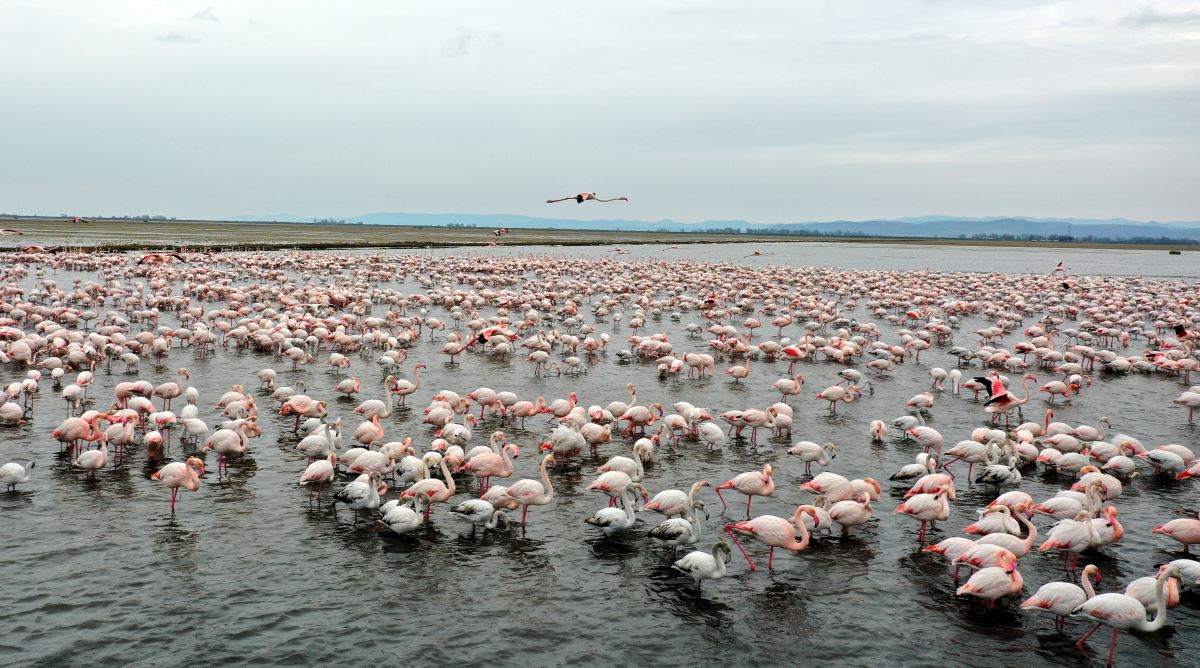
left=723, top=505, right=818, bottom=571
left=545, top=192, right=629, bottom=204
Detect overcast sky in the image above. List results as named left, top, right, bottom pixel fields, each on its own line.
left=2, top=1, right=1198, bottom=223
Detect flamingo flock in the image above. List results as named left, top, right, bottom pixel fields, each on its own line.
left=1, top=247, right=1200, bottom=664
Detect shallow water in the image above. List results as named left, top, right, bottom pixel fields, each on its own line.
left=1, top=245, right=1198, bottom=667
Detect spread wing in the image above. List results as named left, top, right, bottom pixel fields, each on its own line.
left=972, top=377, right=995, bottom=398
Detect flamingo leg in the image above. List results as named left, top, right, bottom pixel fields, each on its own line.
left=521, top=504, right=529, bottom=527
left=716, top=488, right=728, bottom=510
left=1106, top=628, right=1119, bottom=666
left=768, top=546, right=775, bottom=570
left=1076, top=622, right=1102, bottom=654
left=723, top=526, right=757, bottom=571
left=745, top=495, right=752, bottom=518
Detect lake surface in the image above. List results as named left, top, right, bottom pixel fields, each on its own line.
left=413, top=240, right=1200, bottom=278
left=1, top=244, right=1197, bottom=667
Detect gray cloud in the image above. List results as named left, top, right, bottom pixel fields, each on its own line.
left=192, top=7, right=219, bottom=23
left=155, top=32, right=201, bottom=44
left=443, top=26, right=501, bottom=57
left=1, top=1, right=1197, bottom=223
left=1121, top=6, right=1200, bottom=27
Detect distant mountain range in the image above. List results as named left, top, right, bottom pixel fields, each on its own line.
left=229, top=212, right=1200, bottom=242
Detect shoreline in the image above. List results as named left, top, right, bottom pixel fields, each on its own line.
left=0, top=216, right=1195, bottom=253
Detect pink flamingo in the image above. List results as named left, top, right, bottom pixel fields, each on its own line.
left=392, top=363, right=425, bottom=405
left=1021, top=564, right=1101, bottom=631
left=984, top=373, right=1038, bottom=426
left=1152, top=512, right=1200, bottom=553
left=1070, top=565, right=1183, bottom=665
left=715, top=463, right=774, bottom=517
left=504, top=453, right=556, bottom=527
left=723, top=505, right=818, bottom=571
left=771, top=373, right=805, bottom=402
left=956, top=551, right=1023, bottom=608
left=299, top=453, right=338, bottom=501
left=152, top=457, right=206, bottom=511
left=400, top=452, right=457, bottom=520
left=895, top=483, right=951, bottom=544
left=463, top=441, right=520, bottom=493
left=546, top=192, right=628, bottom=203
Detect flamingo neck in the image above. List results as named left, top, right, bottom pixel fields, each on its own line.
left=1080, top=570, right=1097, bottom=599
left=500, top=445, right=514, bottom=476
left=1017, top=512, right=1037, bottom=550
left=539, top=458, right=555, bottom=503
left=439, top=457, right=455, bottom=495
left=790, top=513, right=811, bottom=550
left=1141, top=572, right=1172, bottom=631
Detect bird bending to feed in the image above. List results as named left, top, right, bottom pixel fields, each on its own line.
left=546, top=192, right=629, bottom=204
left=672, top=542, right=732, bottom=589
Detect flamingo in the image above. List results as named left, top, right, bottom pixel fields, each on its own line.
left=504, top=453, right=556, bottom=528
left=1152, top=512, right=1200, bottom=553
left=642, top=481, right=710, bottom=517
left=672, top=542, right=732, bottom=589
left=333, top=472, right=387, bottom=524
left=723, top=505, right=818, bottom=571
left=1039, top=510, right=1099, bottom=573
left=73, top=436, right=109, bottom=479
left=787, top=441, right=837, bottom=475
left=400, top=452, right=456, bottom=519
left=894, top=483, right=950, bottom=544
left=151, top=457, right=206, bottom=511
left=0, top=460, right=35, bottom=490
left=462, top=440, right=519, bottom=493
left=1022, top=564, right=1102, bottom=631
left=298, top=453, right=338, bottom=500
left=983, top=373, right=1038, bottom=426
left=377, top=497, right=428, bottom=536
left=585, top=488, right=641, bottom=537
left=715, top=463, right=774, bottom=517
left=649, top=500, right=706, bottom=551
left=392, top=363, right=425, bottom=405
left=956, top=551, right=1023, bottom=608
left=1070, top=565, right=1184, bottom=665
left=546, top=192, right=629, bottom=203
left=450, top=498, right=510, bottom=536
